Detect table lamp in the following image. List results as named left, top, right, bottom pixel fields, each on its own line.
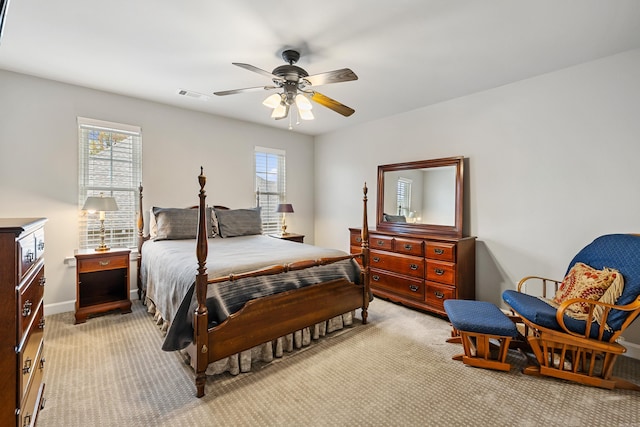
left=275, top=203, right=294, bottom=235
left=82, top=193, right=119, bottom=251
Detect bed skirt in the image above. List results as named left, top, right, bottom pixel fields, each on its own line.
left=145, top=297, right=355, bottom=376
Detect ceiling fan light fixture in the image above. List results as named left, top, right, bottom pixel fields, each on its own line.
left=295, top=94, right=312, bottom=111
left=271, top=102, right=288, bottom=119
left=263, top=93, right=282, bottom=109
left=299, top=108, right=314, bottom=121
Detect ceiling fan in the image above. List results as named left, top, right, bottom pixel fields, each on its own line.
left=214, top=49, right=358, bottom=127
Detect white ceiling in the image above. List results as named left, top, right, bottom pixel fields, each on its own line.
left=1, top=1, right=640, bottom=136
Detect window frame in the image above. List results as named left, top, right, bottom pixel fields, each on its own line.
left=78, top=117, right=142, bottom=250
left=254, top=146, right=286, bottom=235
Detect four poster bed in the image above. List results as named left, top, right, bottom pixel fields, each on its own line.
left=137, top=169, right=371, bottom=397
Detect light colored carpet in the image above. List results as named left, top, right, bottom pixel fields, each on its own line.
left=38, top=298, right=640, bottom=427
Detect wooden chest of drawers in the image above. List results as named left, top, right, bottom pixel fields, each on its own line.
left=0, top=218, right=47, bottom=427
left=350, top=228, right=475, bottom=316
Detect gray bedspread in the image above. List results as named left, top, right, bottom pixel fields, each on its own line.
left=139, top=235, right=361, bottom=351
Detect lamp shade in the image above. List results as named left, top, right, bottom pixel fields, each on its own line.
left=82, top=195, right=119, bottom=212
left=275, top=203, right=294, bottom=213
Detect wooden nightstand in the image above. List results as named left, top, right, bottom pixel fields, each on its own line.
left=74, top=248, right=132, bottom=324
left=269, top=233, right=305, bottom=243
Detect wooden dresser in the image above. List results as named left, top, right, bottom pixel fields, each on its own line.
left=0, top=218, right=47, bottom=427
left=350, top=228, right=475, bottom=316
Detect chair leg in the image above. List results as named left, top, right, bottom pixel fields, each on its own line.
left=456, top=331, right=513, bottom=372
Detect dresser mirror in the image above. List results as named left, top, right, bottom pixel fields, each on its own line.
left=376, top=156, right=464, bottom=237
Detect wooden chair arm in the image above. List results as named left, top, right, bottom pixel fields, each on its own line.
left=556, top=296, right=640, bottom=341
left=517, top=276, right=562, bottom=298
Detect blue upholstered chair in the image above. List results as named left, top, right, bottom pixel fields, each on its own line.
left=503, top=234, right=640, bottom=390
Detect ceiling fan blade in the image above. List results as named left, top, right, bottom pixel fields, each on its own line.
left=233, top=63, right=282, bottom=81
left=311, top=92, right=355, bottom=117
left=214, top=86, right=277, bottom=96
left=305, top=68, right=358, bottom=86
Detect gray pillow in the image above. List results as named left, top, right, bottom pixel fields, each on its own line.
left=153, top=207, right=214, bottom=240
left=383, top=213, right=406, bottom=223
left=214, top=207, right=262, bottom=238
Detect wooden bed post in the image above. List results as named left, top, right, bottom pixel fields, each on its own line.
left=361, top=183, right=370, bottom=325
left=136, top=183, right=144, bottom=300
left=194, top=167, right=209, bottom=398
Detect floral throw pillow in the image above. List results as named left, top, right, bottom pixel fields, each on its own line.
left=552, top=262, right=620, bottom=314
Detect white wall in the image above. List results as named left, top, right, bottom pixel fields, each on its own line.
left=0, top=70, right=314, bottom=313
left=314, top=49, right=640, bottom=348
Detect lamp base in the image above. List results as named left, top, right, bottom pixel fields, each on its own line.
left=95, top=244, right=111, bottom=252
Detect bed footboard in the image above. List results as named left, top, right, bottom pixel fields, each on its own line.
left=190, top=169, right=370, bottom=398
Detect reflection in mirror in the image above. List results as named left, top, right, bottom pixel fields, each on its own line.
left=377, top=156, right=464, bottom=237
left=383, top=166, right=456, bottom=226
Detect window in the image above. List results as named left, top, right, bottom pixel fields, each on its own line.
left=254, top=147, right=286, bottom=234
left=396, top=177, right=412, bottom=217
left=78, top=117, right=142, bottom=250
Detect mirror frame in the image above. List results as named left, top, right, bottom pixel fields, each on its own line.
left=376, top=156, right=464, bottom=237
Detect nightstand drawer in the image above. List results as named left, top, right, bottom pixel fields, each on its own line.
left=78, top=254, right=128, bottom=273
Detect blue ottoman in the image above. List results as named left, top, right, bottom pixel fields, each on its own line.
left=443, top=299, right=519, bottom=372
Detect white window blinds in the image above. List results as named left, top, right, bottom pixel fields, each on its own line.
left=78, top=117, right=142, bottom=250
left=396, top=177, right=412, bottom=217
left=255, top=147, right=286, bottom=234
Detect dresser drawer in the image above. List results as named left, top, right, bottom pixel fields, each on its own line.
left=370, top=250, right=424, bottom=279
left=425, top=282, right=456, bottom=313
left=34, top=227, right=46, bottom=261
left=18, top=303, right=45, bottom=403
left=19, top=265, right=45, bottom=339
left=370, top=234, right=394, bottom=251
left=426, top=260, right=455, bottom=285
left=18, top=232, right=37, bottom=281
left=425, top=241, right=456, bottom=262
left=371, top=269, right=424, bottom=301
left=394, top=237, right=424, bottom=256
left=350, top=231, right=365, bottom=247
left=78, top=253, right=128, bottom=273
left=19, top=352, right=45, bottom=427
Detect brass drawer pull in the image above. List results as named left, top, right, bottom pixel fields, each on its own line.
left=38, top=240, right=45, bottom=251
left=24, top=250, right=34, bottom=263
left=355, top=237, right=362, bottom=243
left=409, top=284, right=419, bottom=292
left=434, top=268, right=445, bottom=276
left=99, top=260, right=111, bottom=266
left=39, top=276, right=46, bottom=286
left=409, top=264, right=419, bottom=270
left=373, top=256, right=380, bottom=263
left=404, top=244, right=412, bottom=250
left=38, top=318, right=46, bottom=330
left=22, top=300, right=32, bottom=317
left=434, top=291, right=445, bottom=299
left=372, top=275, right=380, bottom=281
left=22, top=357, right=32, bottom=375
left=434, top=248, right=445, bottom=255
left=40, top=357, right=46, bottom=370
left=23, top=414, right=32, bottom=427
left=376, top=240, right=385, bottom=246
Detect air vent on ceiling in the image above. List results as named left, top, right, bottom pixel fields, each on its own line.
left=178, top=89, right=210, bottom=101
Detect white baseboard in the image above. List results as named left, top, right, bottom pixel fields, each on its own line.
left=622, top=339, right=640, bottom=360
left=44, top=289, right=140, bottom=316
